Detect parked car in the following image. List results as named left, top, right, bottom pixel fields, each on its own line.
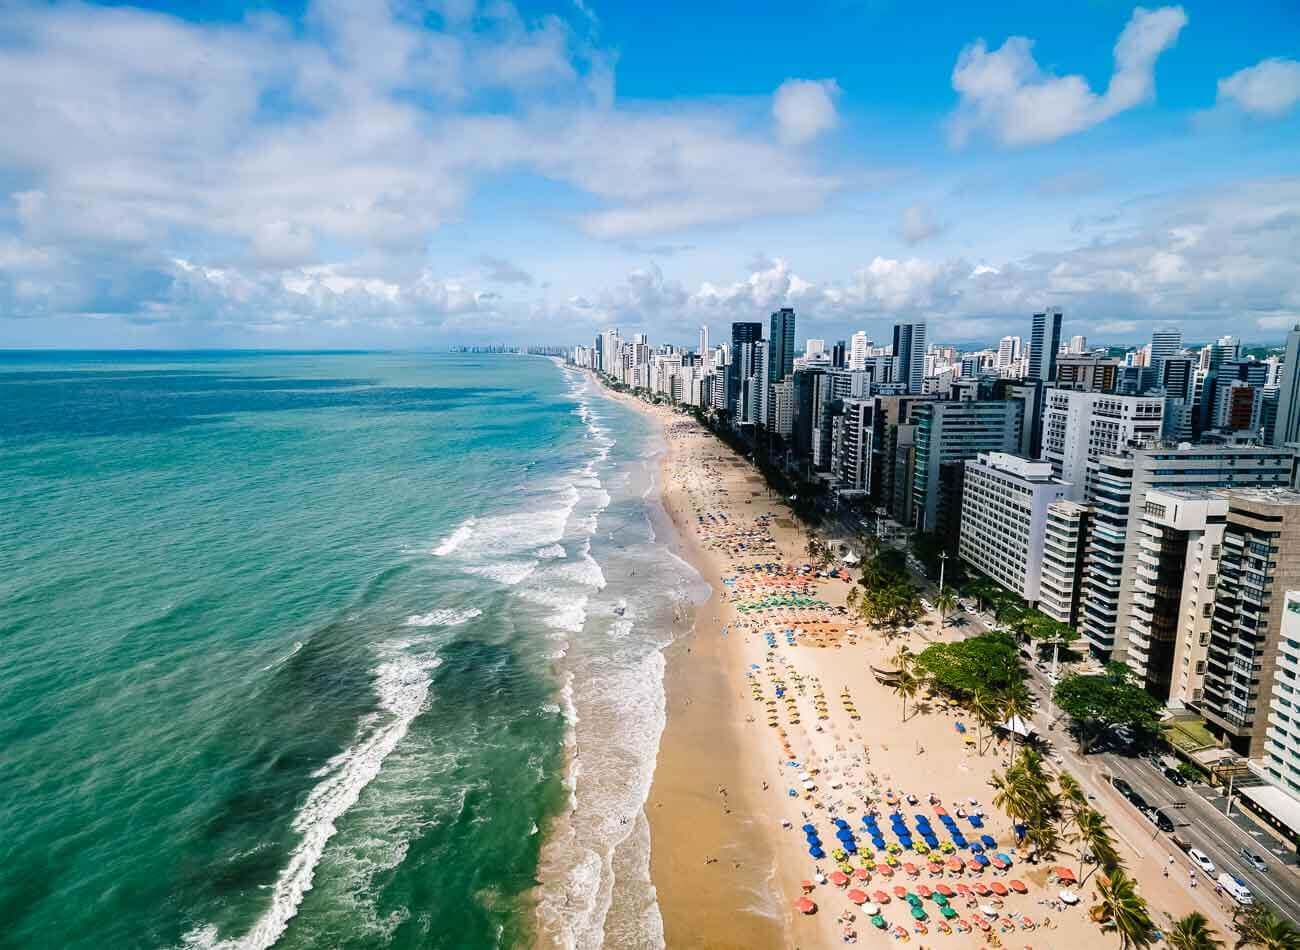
left=1163, top=767, right=1188, bottom=787
left=1218, top=873, right=1254, bottom=905
left=1189, top=848, right=1217, bottom=875
left=1152, top=810, right=1175, bottom=833
left=1112, top=778, right=1135, bottom=798
left=1129, top=792, right=1151, bottom=813
left=1240, top=848, right=1269, bottom=872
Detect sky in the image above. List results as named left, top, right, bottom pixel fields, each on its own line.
left=0, top=0, right=1298, bottom=349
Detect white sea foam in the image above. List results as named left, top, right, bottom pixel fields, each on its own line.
left=522, top=589, right=590, bottom=633
left=404, top=607, right=482, bottom=628
left=535, top=543, right=566, bottom=560
left=431, top=518, right=475, bottom=557
left=463, top=560, right=538, bottom=587
left=260, top=641, right=303, bottom=672
left=183, top=647, right=441, bottom=950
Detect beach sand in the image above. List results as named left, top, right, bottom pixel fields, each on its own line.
left=603, top=389, right=1233, bottom=949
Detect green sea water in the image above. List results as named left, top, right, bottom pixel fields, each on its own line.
left=0, top=352, right=699, bottom=950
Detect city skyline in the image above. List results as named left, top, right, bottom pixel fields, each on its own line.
left=0, top=1, right=1298, bottom=348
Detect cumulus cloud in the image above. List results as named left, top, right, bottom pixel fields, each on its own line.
left=772, top=79, right=841, bottom=145
left=949, top=6, right=1188, bottom=147
left=1215, top=57, right=1300, bottom=117
left=478, top=255, right=534, bottom=285
left=897, top=204, right=946, bottom=244
left=0, top=0, right=841, bottom=334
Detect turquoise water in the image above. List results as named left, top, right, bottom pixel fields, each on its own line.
left=0, top=352, right=700, bottom=949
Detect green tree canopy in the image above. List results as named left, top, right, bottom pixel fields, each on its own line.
left=914, top=632, right=1024, bottom=696
left=1053, top=664, right=1163, bottom=753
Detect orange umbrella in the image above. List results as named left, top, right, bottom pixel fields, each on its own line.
left=1054, top=866, right=1077, bottom=882
left=972, top=882, right=990, bottom=896
left=947, top=857, right=964, bottom=873
left=956, top=884, right=973, bottom=897
left=903, top=862, right=919, bottom=876
left=990, top=882, right=1009, bottom=897
left=829, top=871, right=850, bottom=887
left=936, top=884, right=956, bottom=898
left=876, top=864, right=894, bottom=877
left=966, top=857, right=982, bottom=872
left=893, top=885, right=909, bottom=899
left=795, top=896, right=817, bottom=915
left=800, top=880, right=815, bottom=893
left=873, top=890, right=891, bottom=904
left=848, top=889, right=869, bottom=905
left=854, top=868, right=871, bottom=881
left=928, top=861, right=944, bottom=874
left=1008, top=879, right=1027, bottom=894
left=916, top=884, right=933, bottom=898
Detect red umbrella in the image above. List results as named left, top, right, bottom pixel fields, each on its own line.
left=1008, top=879, right=1028, bottom=894
left=936, top=884, right=955, bottom=898
left=972, top=882, right=990, bottom=896
left=1054, top=866, right=1077, bottom=882
left=947, top=857, right=964, bottom=873
left=893, top=885, right=909, bottom=899
left=795, top=896, right=817, bottom=915
left=903, top=862, right=919, bottom=876
left=854, top=867, right=871, bottom=881
left=829, top=871, right=850, bottom=887
left=934, top=805, right=948, bottom=816
left=974, top=916, right=991, bottom=931
left=876, top=863, right=894, bottom=877
left=927, top=861, right=943, bottom=874
left=956, top=884, right=973, bottom=897
left=848, top=888, right=869, bottom=904
left=916, top=884, right=933, bottom=898
left=967, top=858, right=982, bottom=872
left=873, top=890, right=891, bottom=904
left=991, top=857, right=1009, bottom=870
left=990, top=882, right=1009, bottom=897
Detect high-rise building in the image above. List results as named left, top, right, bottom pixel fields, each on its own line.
left=832, top=399, right=875, bottom=493
left=1040, top=391, right=1166, bottom=500
left=1028, top=311, right=1063, bottom=382
left=831, top=339, right=847, bottom=369
left=996, top=336, right=1022, bottom=372
left=1256, top=591, right=1300, bottom=797
left=1271, top=326, right=1300, bottom=448
left=772, top=377, right=795, bottom=438
left=849, top=331, right=870, bottom=372
left=805, top=338, right=825, bottom=357
left=1200, top=489, right=1300, bottom=756
left=1150, top=328, right=1182, bottom=379
left=768, top=307, right=796, bottom=384
left=727, top=322, right=763, bottom=420
left=892, top=322, right=927, bottom=394
left=698, top=325, right=709, bottom=361
left=1079, top=443, right=1296, bottom=661
left=1039, top=500, right=1091, bottom=625
left=910, top=400, right=1024, bottom=541
left=1054, top=355, right=1120, bottom=393
left=958, top=453, right=1071, bottom=604
left=1068, top=335, right=1089, bottom=354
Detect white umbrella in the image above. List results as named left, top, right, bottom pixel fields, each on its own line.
left=1058, top=889, right=1080, bottom=905
left=979, top=904, right=999, bottom=918
left=1000, top=715, right=1035, bottom=737
left=862, top=902, right=881, bottom=915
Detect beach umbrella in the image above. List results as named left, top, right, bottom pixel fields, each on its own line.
left=955, top=884, right=972, bottom=897
left=801, top=823, right=816, bottom=833
left=829, top=871, right=850, bottom=887
left=972, top=882, right=990, bottom=896
left=872, top=890, right=890, bottom=904
left=980, top=834, right=996, bottom=848
left=915, top=884, right=933, bottom=898
left=794, top=896, right=816, bottom=915
left=1008, top=880, right=1027, bottom=894
left=995, top=852, right=1012, bottom=866
left=989, top=882, right=1009, bottom=897
left=934, top=894, right=948, bottom=907
left=966, top=858, right=981, bottom=872
left=991, top=856, right=1008, bottom=870
left=911, top=906, right=927, bottom=921
left=834, top=817, right=849, bottom=828
left=800, top=880, right=815, bottom=893
left=946, top=857, right=963, bottom=873
left=933, top=805, right=947, bottom=816
left=975, top=854, right=990, bottom=867
left=809, top=847, right=825, bottom=859
left=893, top=885, right=909, bottom=899
left=1053, top=866, right=1077, bottom=883
left=836, top=828, right=855, bottom=842
left=862, top=901, right=881, bottom=916
left=843, top=840, right=858, bottom=854
left=848, top=888, right=869, bottom=905
left=1058, top=889, right=1080, bottom=905
left=903, top=862, right=919, bottom=876
left=875, top=864, right=892, bottom=877
left=941, top=905, right=958, bottom=920
left=936, top=884, right=955, bottom=898
left=927, top=861, right=943, bottom=874
left=871, top=915, right=886, bottom=929
left=854, top=867, right=870, bottom=881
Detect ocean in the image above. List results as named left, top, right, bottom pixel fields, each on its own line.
left=0, top=351, right=706, bottom=950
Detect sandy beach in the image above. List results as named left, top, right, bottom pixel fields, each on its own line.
left=584, top=383, right=1240, bottom=949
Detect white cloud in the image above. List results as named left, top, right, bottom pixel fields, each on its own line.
left=1216, top=57, right=1300, bottom=117
left=897, top=204, right=945, bottom=244
left=949, top=5, right=1187, bottom=147
left=772, top=78, right=841, bottom=145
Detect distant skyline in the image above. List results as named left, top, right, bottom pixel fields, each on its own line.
left=0, top=0, right=1298, bottom=348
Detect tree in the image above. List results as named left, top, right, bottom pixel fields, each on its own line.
left=914, top=632, right=1024, bottom=698
left=1233, top=905, right=1300, bottom=950
left=964, top=576, right=1008, bottom=614
left=970, top=689, right=1000, bottom=757
left=859, top=578, right=921, bottom=637
left=997, top=683, right=1036, bottom=766
left=1071, top=807, right=1123, bottom=883
left=934, top=585, right=958, bottom=632
left=1090, top=868, right=1155, bottom=949
left=1168, top=912, right=1224, bottom=950
left=893, top=669, right=921, bottom=721
left=990, top=748, right=1060, bottom=858
left=1056, top=771, right=1088, bottom=824
left=845, top=585, right=861, bottom=613
left=1053, top=664, right=1163, bottom=754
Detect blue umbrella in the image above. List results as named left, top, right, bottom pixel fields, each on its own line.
left=975, top=853, right=990, bottom=867
left=968, top=815, right=984, bottom=828
left=980, top=834, right=997, bottom=848
left=924, top=835, right=940, bottom=848
left=802, top=824, right=816, bottom=833
left=970, top=843, right=984, bottom=853
left=837, top=829, right=855, bottom=842
left=995, top=852, right=1013, bottom=865
left=871, top=836, right=886, bottom=849
left=810, top=846, right=826, bottom=859
left=899, top=836, right=913, bottom=849
left=844, top=840, right=858, bottom=853
left=834, top=818, right=849, bottom=828
left=807, top=837, right=822, bottom=848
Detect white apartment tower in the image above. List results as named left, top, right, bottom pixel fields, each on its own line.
left=1040, top=390, right=1166, bottom=501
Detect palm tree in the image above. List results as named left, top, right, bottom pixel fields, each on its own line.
left=996, top=683, right=1036, bottom=766
left=1233, top=905, right=1300, bottom=950
left=846, top=585, right=860, bottom=612
left=1071, top=807, right=1122, bottom=883
left=1091, top=868, right=1155, bottom=949
left=934, top=585, right=957, bottom=631
left=1056, top=770, right=1088, bottom=823
left=893, top=669, right=921, bottom=721
left=970, top=689, right=999, bottom=756
left=1168, top=912, right=1224, bottom=950
left=989, top=767, right=1036, bottom=826
left=892, top=643, right=915, bottom=675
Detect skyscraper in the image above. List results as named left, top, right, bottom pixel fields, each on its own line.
left=768, top=307, right=796, bottom=383
left=891, top=322, right=927, bottom=394
left=1027, top=311, right=1062, bottom=382
left=1068, top=334, right=1088, bottom=354
left=849, top=331, right=869, bottom=371
left=1272, top=325, right=1300, bottom=447
left=1149, top=327, right=1182, bottom=378
left=831, top=340, right=847, bottom=369
left=698, top=325, right=709, bottom=359
left=727, top=322, right=763, bottom=420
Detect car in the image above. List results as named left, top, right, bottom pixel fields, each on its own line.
left=1240, top=848, right=1269, bottom=872
left=1218, top=873, right=1254, bottom=905
left=1129, top=792, right=1150, bottom=813
left=1189, top=848, right=1217, bottom=875
left=1152, top=810, right=1175, bottom=833
left=1112, top=778, right=1135, bottom=798
left=1163, top=767, right=1188, bottom=787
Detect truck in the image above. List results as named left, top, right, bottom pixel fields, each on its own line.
left=1217, top=873, right=1254, bottom=906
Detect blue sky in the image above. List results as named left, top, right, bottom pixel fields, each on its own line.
left=0, top=0, right=1297, bottom=348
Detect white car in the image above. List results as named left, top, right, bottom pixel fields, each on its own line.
left=1189, top=848, right=1216, bottom=876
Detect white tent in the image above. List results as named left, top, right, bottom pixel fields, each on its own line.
left=999, top=715, right=1035, bottom=737
left=842, top=552, right=861, bottom=565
